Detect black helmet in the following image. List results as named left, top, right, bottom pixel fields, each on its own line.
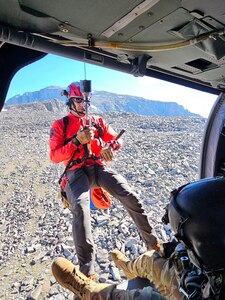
left=168, top=177, right=225, bottom=274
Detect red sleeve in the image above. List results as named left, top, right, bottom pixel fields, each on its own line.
left=98, top=117, right=123, bottom=151
left=49, top=119, right=78, bottom=163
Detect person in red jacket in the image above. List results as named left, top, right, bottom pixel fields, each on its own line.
left=49, top=81, right=159, bottom=278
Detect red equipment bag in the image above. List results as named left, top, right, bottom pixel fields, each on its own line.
left=91, top=187, right=112, bottom=210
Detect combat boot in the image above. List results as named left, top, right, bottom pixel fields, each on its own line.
left=111, top=249, right=137, bottom=279
left=52, top=257, right=116, bottom=300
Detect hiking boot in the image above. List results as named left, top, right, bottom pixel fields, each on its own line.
left=52, top=257, right=116, bottom=300
left=147, top=242, right=163, bottom=255
left=111, top=249, right=136, bottom=279
left=146, top=233, right=162, bottom=254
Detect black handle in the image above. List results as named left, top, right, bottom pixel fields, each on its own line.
left=115, top=129, right=125, bottom=140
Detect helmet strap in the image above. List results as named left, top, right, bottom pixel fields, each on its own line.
left=69, top=99, right=85, bottom=116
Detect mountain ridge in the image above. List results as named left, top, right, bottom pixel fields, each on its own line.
left=5, top=86, right=199, bottom=117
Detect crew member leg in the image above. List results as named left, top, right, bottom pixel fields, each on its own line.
left=65, top=168, right=95, bottom=276
left=52, top=257, right=167, bottom=300
left=96, top=166, right=157, bottom=248
left=112, top=249, right=182, bottom=300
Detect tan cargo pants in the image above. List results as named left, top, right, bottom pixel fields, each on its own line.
left=110, top=250, right=183, bottom=300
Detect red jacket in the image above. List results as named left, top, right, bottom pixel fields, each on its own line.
left=49, top=112, right=122, bottom=170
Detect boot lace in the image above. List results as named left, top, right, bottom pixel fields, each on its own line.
left=66, top=267, right=87, bottom=296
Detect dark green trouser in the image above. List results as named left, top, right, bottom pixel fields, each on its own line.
left=65, top=164, right=154, bottom=276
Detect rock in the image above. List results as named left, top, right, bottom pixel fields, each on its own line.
left=99, top=273, right=109, bottom=283
left=110, top=266, right=121, bottom=281
left=27, top=282, right=43, bottom=299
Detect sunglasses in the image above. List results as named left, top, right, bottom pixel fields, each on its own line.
left=71, top=97, right=84, bottom=103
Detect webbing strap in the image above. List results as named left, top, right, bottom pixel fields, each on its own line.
left=58, top=148, right=78, bottom=184
left=63, top=116, right=69, bottom=145
left=59, top=144, right=94, bottom=184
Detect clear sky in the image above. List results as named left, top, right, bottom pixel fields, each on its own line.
left=6, top=54, right=218, bottom=118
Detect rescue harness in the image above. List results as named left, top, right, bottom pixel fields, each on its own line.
left=58, top=115, right=103, bottom=185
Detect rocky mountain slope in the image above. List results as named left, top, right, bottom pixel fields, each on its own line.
left=5, top=86, right=199, bottom=117
left=0, top=106, right=206, bottom=299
